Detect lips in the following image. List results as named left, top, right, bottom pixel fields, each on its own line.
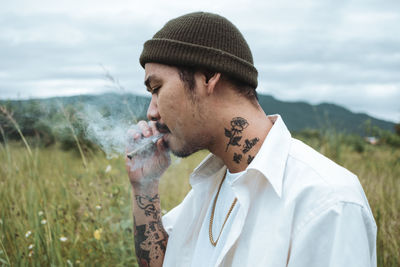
left=156, top=121, right=171, bottom=134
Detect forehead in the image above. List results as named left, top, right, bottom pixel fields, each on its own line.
left=144, top=63, right=179, bottom=82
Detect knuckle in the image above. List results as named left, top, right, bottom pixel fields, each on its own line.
left=127, top=129, right=137, bottom=136
left=138, top=121, right=151, bottom=133
left=138, top=120, right=148, bottom=128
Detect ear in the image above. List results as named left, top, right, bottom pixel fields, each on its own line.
left=204, top=73, right=221, bottom=95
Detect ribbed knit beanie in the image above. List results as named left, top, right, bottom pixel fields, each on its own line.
left=140, top=12, right=258, bottom=89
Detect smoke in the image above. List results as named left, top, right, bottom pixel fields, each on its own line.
left=81, top=105, right=132, bottom=158
left=80, top=104, right=166, bottom=161
left=76, top=68, right=163, bottom=159
left=80, top=104, right=171, bottom=184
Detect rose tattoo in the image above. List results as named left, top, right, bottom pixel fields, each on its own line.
left=224, top=117, right=249, bottom=152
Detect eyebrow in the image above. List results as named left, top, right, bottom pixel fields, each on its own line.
left=144, top=75, right=162, bottom=93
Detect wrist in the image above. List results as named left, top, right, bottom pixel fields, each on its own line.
left=131, top=180, right=160, bottom=195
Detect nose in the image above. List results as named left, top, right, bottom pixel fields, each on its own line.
left=147, top=94, right=160, bottom=121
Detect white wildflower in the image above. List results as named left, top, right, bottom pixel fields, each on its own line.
left=28, top=250, right=34, bottom=257
left=25, top=231, right=32, bottom=238
left=41, top=219, right=47, bottom=225
left=28, top=244, right=34, bottom=250
left=67, top=259, right=73, bottom=266
left=95, top=205, right=102, bottom=210
left=38, top=211, right=44, bottom=216
left=105, top=165, right=112, bottom=173
left=60, top=236, right=68, bottom=242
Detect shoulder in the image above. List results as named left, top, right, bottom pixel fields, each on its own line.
left=288, top=138, right=357, bottom=185
left=282, top=138, right=375, bottom=229
left=285, top=138, right=366, bottom=203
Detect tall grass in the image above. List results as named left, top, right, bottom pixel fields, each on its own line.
left=0, top=132, right=399, bottom=266
left=0, top=138, right=206, bottom=266
left=59, top=103, right=88, bottom=169
left=0, top=106, right=32, bottom=158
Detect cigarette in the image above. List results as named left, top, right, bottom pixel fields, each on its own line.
left=126, top=134, right=164, bottom=159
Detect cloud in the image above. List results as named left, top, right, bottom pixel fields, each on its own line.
left=0, top=0, right=399, bottom=122
left=245, top=0, right=400, bottom=122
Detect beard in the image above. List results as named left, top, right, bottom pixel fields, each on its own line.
left=156, top=116, right=208, bottom=158
left=171, top=144, right=201, bottom=158
left=167, top=133, right=207, bottom=158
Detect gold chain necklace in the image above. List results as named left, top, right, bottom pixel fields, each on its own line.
left=209, top=171, right=238, bottom=247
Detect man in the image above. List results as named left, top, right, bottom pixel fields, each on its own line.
left=125, top=12, right=377, bottom=267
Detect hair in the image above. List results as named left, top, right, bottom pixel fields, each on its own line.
left=176, top=66, right=258, bottom=103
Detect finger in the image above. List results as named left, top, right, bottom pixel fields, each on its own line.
left=137, top=120, right=152, bottom=137
left=148, top=121, right=160, bottom=136
left=127, top=127, right=143, bottom=141
left=156, top=138, right=168, bottom=152
left=155, top=140, right=171, bottom=165
left=126, top=128, right=141, bottom=154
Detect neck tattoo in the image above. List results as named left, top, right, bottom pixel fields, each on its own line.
left=224, top=117, right=259, bottom=165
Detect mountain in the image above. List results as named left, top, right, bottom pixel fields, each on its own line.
left=0, top=93, right=395, bottom=136
left=257, top=95, right=395, bottom=134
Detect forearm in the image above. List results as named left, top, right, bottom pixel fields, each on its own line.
left=132, top=184, right=168, bottom=267
left=125, top=120, right=171, bottom=266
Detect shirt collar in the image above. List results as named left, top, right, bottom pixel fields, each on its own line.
left=246, top=115, right=291, bottom=198
left=189, top=115, right=291, bottom=198
left=189, top=153, right=225, bottom=187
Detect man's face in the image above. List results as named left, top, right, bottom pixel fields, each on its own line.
left=145, top=63, right=208, bottom=157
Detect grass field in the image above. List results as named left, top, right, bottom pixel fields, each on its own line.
left=0, top=135, right=399, bottom=266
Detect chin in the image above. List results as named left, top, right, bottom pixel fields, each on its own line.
left=171, top=148, right=195, bottom=158
left=169, top=138, right=200, bottom=158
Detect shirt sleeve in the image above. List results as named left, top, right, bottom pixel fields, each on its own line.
left=287, top=202, right=377, bottom=267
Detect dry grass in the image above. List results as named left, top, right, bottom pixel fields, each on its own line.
left=0, top=137, right=399, bottom=266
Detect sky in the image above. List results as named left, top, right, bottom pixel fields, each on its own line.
left=0, top=0, right=399, bottom=122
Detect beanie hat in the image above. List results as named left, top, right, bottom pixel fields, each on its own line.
left=140, top=12, right=258, bottom=89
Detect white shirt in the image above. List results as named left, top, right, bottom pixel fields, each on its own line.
left=190, top=170, right=244, bottom=267
left=162, top=115, right=377, bottom=267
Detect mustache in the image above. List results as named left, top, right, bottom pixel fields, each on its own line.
left=156, top=121, right=170, bottom=133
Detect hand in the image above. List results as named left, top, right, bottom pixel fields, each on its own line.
left=125, top=121, right=171, bottom=189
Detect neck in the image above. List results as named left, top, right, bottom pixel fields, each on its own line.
left=208, top=104, right=273, bottom=173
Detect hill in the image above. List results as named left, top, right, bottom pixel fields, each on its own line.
left=0, top=93, right=395, bottom=137
left=257, top=95, right=395, bottom=134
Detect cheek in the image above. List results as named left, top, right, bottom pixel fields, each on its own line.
left=158, top=94, right=183, bottom=130
left=158, top=96, right=175, bottom=118
left=159, top=90, right=189, bottom=117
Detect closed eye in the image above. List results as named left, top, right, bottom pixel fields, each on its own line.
left=152, top=86, right=161, bottom=94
